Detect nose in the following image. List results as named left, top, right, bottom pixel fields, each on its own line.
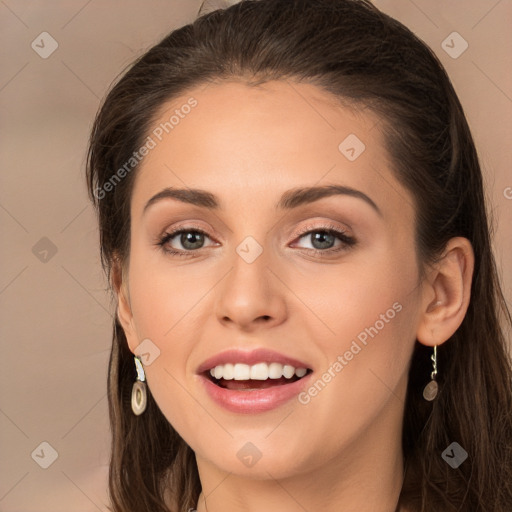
left=214, top=244, right=288, bottom=331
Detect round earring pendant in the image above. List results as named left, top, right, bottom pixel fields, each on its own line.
left=423, top=380, right=438, bottom=401
left=131, top=380, right=147, bottom=415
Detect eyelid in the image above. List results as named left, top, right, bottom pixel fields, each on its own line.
left=289, top=221, right=356, bottom=252
left=292, top=220, right=352, bottom=239
left=158, top=221, right=213, bottom=239
left=157, top=223, right=218, bottom=246
left=158, top=219, right=351, bottom=242
left=156, top=219, right=356, bottom=256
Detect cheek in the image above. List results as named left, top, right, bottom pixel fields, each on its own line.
left=299, top=245, right=420, bottom=411
left=127, top=267, right=208, bottom=381
left=125, top=250, right=221, bottom=436
left=286, top=287, right=418, bottom=468
left=127, top=239, right=217, bottom=341
left=303, top=243, right=419, bottom=354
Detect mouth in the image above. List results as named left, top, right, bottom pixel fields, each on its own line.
left=196, top=348, right=314, bottom=412
left=203, top=362, right=313, bottom=391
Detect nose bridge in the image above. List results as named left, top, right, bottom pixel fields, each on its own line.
left=215, top=231, right=287, bottom=328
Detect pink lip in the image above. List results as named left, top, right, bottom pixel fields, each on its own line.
left=196, top=348, right=313, bottom=414
left=196, top=348, right=312, bottom=374
left=198, top=371, right=313, bottom=413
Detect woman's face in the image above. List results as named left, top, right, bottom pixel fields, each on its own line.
left=120, top=80, right=425, bottom=480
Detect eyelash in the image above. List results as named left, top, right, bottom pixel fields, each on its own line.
left=156, top=222, right=356, bottom=258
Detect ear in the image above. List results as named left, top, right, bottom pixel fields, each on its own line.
left=416, top=237, right=474, bottom=347
left=111, top=255, right=139, bottom=354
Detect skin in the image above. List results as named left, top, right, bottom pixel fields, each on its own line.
left=114, top=80, right=474, bottom=512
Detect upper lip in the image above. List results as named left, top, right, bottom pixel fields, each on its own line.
left=196, top=348, right=313, bottom=374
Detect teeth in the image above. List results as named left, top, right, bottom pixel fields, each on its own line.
left=234, top=363, right=250, bottom=380
left=223, top=363, right=234, bottom=380
left=214, top=365, right=223, bottom=380
left=250, top=362, right=268, bottom=380
left=295, top=367, right=307, bottom=378
left=208, top=362, right=309, bottom=381
left=268, top=362, right=282, bottom=379
left=283, top=364, right=295, bottom=378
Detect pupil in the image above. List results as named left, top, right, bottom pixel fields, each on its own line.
left=182, top=232, right=204, bottom=250
left=178, top=231, right=334, bottom=251
left=312, top=232, right=334, bottom=250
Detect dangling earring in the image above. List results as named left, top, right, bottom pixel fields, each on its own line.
left=422, top=345, right=438, bottom=401
left=131, top=356, right=147, bottom=415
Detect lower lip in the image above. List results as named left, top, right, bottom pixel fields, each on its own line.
left=199, top=373, right=313, bottom=413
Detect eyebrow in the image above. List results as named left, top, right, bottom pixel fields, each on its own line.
left=142, top=184, right=382, bottom=216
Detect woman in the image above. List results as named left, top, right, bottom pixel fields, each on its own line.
left=85, top=0, right=512, bottom=510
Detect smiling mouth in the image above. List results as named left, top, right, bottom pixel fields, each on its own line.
left=208, top=375, right=310, bottom=390
left=204, top=362, right=313, bottom=391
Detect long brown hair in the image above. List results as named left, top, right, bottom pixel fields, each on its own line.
left=85, top=1, right=512, bottom=510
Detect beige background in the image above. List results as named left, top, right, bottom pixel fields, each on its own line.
left=1, top=1, right=510, bottom=510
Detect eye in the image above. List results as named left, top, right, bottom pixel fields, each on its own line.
left=157, top=226, right=217, bottom=256
left=156, top=222, right=356, bottom=258
left=292, top=223, right=356, bottom=255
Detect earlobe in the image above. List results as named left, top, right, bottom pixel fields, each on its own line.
left=416, top=237, right=474, bottom=347
left=111, top=257, right=139, bottom=353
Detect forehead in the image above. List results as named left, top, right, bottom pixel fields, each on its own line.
left=130, top=79, right=406, bottom=218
